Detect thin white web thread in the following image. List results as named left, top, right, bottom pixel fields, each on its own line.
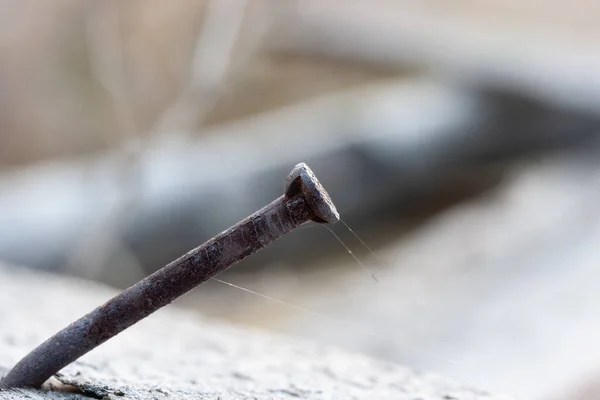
left=211, top=278, right=458, bottom=365
left=339, top=218, right=388, bottom=269
left=323, top=225, right=379, bottom=282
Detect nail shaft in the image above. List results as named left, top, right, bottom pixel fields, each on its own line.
left=1, top=163, right=338, bottom=389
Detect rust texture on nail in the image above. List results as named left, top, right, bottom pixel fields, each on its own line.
left=0, top=163, right=338, bottom=389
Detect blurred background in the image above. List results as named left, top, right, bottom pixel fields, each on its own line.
left=2, top=0, right=600, bottom=398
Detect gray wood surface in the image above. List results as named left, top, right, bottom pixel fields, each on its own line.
left=0, top=264, right=512, bottom=399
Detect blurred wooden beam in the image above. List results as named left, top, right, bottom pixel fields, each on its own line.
left=267, top=0, right=600, bottom=113
left=0, top=78, right=597, bottom=281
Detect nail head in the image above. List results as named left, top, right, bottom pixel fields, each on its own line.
left=285, top=163, right=339, bottom=224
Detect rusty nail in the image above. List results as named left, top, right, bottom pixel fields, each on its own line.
left=0, top=163, right=339, bottom=389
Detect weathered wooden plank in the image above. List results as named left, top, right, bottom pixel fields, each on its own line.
left=0, top=264, right=512, bottom=399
